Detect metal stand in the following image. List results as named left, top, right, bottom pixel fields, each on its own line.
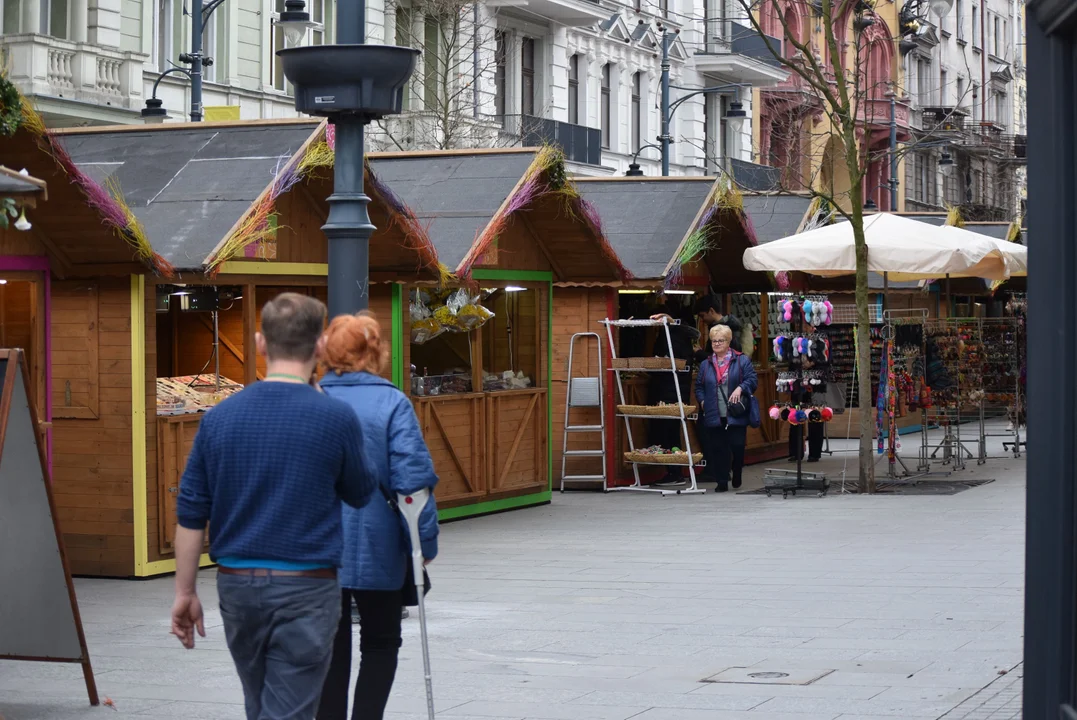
left=560, top=332, right=607, bottom=492
left=981, top=317, right=1023, bottom=460
left=922, top=318, right=982, bottom=471
left=602, top=317, right=705, bottom=497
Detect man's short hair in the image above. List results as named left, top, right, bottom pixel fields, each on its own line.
left=694, top=294, right=722, bottom=316
left=260, top=293, right=327, bottom=362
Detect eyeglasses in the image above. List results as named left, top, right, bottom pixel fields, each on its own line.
left=711, top=339, right=729, bottom=345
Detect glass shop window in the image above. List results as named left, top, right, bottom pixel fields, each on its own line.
left=409, top=288, right=490, bottom=396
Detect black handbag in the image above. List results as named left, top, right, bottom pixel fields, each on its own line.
left=380, top=485, right=432, bottom=607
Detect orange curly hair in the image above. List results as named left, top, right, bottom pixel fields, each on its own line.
left=323, top=310, right=387, bottom=376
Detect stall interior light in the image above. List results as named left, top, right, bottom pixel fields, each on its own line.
left=504, top=286, right=527, bottom=292
left=0, top=279, right=8, bottom=285
left=617, top=289, right=654, bottom=294
left=663, top=290, right=696, bottom=295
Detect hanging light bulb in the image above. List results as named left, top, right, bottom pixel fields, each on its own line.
left=14, top=207, right=31, bottom=231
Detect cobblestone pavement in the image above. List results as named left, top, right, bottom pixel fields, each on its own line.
left=0, top=423, right=1025, bottom=720
left=939, top=664, right=1022, bottom=719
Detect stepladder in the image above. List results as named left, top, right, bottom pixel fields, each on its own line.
left=560, top=332, right=607, bottom=492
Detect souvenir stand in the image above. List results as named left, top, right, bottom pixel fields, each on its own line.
left=921, top=318, right=984, bottom=470
left=48, top=118, right=443, bottom=577
left=980, top=316, right=1023, bottom=458
left=374, top=148, right=630, bottom=518
left=762, top=294, right=835, bottom=497
left=1001, top=294, right=1027, bottom=455
left=878, top=308, right=937, bottom=481
left=568, top=179, right=791, bottom=490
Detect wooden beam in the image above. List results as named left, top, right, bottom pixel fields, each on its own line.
left=296, top=183, right=329, bottom=224
left=217, top=261, right=328, bottom=276
left=517, top=214, right=567, bottom=282
left=243, top=284, right=257, bottom=387
left=29, top=228, right=73, bottom=279
left=64, top=262, right=148, bottom=278
left=197, top=314, right=264, bottom=381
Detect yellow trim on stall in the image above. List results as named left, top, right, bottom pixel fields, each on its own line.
left=217, top=261, right=328, bottom=276
left=132, top=275, right=213, bottom=577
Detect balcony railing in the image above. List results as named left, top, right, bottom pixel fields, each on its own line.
left=500, top=114, right=602, bottom=166
left=921, top=107, right=969, bottom=133
left=700, top=19, right=783, bottom=66
left=0, top=33, right=146, bottom=113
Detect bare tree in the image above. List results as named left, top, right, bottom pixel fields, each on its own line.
left=733, top=0, right=940, bottom=492
left=373, top=0, right=541, bottom=150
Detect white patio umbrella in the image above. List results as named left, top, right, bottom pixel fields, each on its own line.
left=937, top=225, right=1027, bottom=277
left=742, top=212, right=1010, bottom=281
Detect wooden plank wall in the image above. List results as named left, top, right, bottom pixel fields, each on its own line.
left=551, top=288, right=608, bottom=484
left=51, top=278, right=134, bottom=577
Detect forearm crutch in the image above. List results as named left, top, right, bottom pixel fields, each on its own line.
left=397, top=488, right=435, bottom=720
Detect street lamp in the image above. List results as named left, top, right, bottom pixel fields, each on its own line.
left=277, top=0, right=418, bottom=316
left=625, top=143, right=663, bottom=176
left=939, top=151, right=955, bottom=176
left=141, top=0, right=310, bottom=122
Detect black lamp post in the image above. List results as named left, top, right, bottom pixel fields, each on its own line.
left=277, top=0, right=418, bottom=315
left=142, top=0, right=312, bottom=122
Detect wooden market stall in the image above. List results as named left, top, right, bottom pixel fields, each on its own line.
left=47, top=118, right=442, bottom=577
left=365, top=147, right=631, bottom=519
left=562, top=180, right=816, bottom=488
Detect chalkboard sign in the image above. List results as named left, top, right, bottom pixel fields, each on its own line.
left=0, top=349, right=98, bottom=705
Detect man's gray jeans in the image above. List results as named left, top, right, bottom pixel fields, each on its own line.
left=217, top=572, right=341, bottom=720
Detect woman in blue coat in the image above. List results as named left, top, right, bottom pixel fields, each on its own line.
left=694, top=324, right=758, bottom=492
left=316, top=311, right=439, bottom=720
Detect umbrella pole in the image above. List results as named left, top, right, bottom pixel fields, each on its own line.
left=945, top=274, right=951, bottom=318
left=883, top=272, right=889, bottom=315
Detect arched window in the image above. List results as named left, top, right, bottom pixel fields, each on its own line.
left=861, top=22, right=894, bottom=99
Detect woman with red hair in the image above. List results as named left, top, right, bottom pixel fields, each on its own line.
left=315, top=311, right=439, bottom=720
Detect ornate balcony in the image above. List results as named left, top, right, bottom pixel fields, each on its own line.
left=0, top=34, right=147, bottom=126
left=693, top=20, right=789, bottom=85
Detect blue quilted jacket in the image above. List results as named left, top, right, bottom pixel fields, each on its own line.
left=319, top=371, right=439, bottom=591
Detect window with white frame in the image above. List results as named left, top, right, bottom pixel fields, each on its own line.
left=45, top=0, right=69, bottom=38
left=156, top=0, right=174, bottom=72
left=568, top=54, right=579, bottom=125
left=203, top=1, right=217, bottom=83
left=271, top=0, right=287, bottom=91
left=956, top=0, right=964, bottom=39
left=993, top=14, right=1000, bottom=55
left=395, top=7, right=413, bottom=111
left=600, top=63, right=611, bottom=149
left=494, top=30, right=507, bottom=119
left=972, top=4, right=979, bottom=47
left=940, top=69, right=948, bottom=106
left=631, top=71, right=642, bottom=152
left=309, top=0, right=324, bottom=44
left=521, top=36, right=535, bottom=116
left=423, top=15, right=439, bottom=110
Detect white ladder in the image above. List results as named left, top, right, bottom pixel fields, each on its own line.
left=560, top=332, right=607, bottom=492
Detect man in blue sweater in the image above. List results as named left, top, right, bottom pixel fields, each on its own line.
left=171, top=293, right=375, bottom=720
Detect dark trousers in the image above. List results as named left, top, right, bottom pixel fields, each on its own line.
left=789, top=422, right=824, bottom=460
left=704, top=423, right=747, bottom=490
left=217, top=573, right=341, bottom=720
left=318, top=589, right=404, bottom=720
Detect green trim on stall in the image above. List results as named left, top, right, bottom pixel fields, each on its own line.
left=441, top=268, right=554, bottom=519
left=438, top=490, right=553, bottom=521
left=391, top=283, right=404, bottom=389
left=471, top=269, right=553, bottom=282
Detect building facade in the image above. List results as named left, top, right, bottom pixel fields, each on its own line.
left=901, top=0, right=1025, bottom=219
left=0, top=0, right=787, bottom=175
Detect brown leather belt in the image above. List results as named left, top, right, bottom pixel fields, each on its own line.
left=217, top=566, right=337, bottom=579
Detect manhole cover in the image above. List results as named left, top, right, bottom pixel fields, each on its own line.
left=702, top=667, right=835, bottom=685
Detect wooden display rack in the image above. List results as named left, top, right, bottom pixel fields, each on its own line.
left=602, top=317, right=706, bottom=496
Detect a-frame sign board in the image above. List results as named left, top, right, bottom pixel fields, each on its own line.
left=0, top=349, right=98, bottom=705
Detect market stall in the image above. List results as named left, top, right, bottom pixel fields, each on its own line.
left=368, top=147, right=630, bottom=518
left=567, top=179, right=812, bottom=488
left=53, top=118, right=442, bottom=576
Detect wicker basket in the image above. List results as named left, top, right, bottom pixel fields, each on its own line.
left=617, top=404, right=653, bottom=416
left=610, top=357, right=629, bottom=368
left=648, top=403, right=697, bottom=417
left=624, top=451, right=704, bottom=465
left=628, top=357, right=648, bottom=368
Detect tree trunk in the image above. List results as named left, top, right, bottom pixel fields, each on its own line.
left=849, top=179, right=876, bottom=494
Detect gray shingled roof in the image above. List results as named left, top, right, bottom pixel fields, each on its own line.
left=741, top=194, right=812, bottom=243
left=366, top=151, right=536, bottom=271
left=61, top=122, right=319, bottom=270
left=575, top=179, right=713, bottom=279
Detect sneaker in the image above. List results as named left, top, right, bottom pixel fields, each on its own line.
left=401, top=607, right=410, bottom=619
left=655, top=479, right=686, bottom=487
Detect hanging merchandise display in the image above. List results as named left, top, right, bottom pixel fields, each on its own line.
left=922, top=318, right=983, bottom=471
left=980, top=316, right=1023, bottom=459
left=762, top=294, right=831, bottom=498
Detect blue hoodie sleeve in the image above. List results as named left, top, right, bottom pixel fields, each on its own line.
left=695, top=361, right=707, bottom=407
left=739, top=356, right=758, bottom=395
left=387, top=393, right=440, bottom=560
